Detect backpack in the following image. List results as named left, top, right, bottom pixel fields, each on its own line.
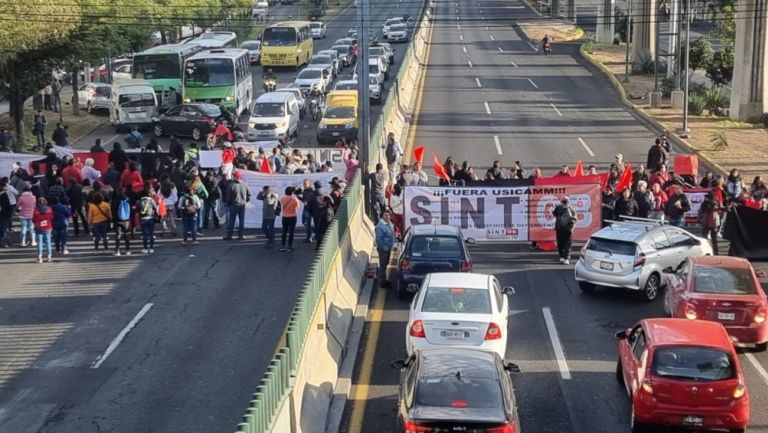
left=117, top=197, right=131, bottom=221
left=138, top=197, right=155, bottom=218
left=182, top=195, right=198, bottom=216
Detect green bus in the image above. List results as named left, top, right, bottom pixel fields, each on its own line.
left=183, top=48, right=254, bottom=116
left=132, top=44, right=203, bottom=107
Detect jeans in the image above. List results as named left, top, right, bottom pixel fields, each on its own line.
left=162, top=207, right=177, bottom=232
left=92, top=221, right=109, bottom=249
left=203, top=199, right=220, bottom=228
left=226, top=204, right=246, bottom=238
left=702, top=226, right=719, bottom=255
left=281, top=216, right=297, bottom=248
left=262, top=218, right=276, bottom=244
left=668, top=217, right=684, bottom=227
left=71, top=205, right=89, bottom=235
left=302, top=209, right=313, bottom=241
left=556, top=229, right=573, bottom=260
left=182, top=216, right=197, bottom=241
left=378, top=248, right=391, bottom=284
left=0, top=217, right=8, bottom=246
left=53, top=227, right=68, bottom=252
left=35, top=131, right=45, bottom=147
left=141, top=219, right=156, bottom=249
left=37, top=231, right=52, bottom=257
left=20, top=218, right=35, bottom=245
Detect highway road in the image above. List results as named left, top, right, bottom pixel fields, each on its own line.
left=77, top=0, right=425, bottom=152
left=339, top=1, right=768, bottom=433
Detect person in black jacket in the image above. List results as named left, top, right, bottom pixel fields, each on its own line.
left=601, top=185, right=617, bottom=227
left=109, top=142, right=128, bottom=173
left=633, top=181, right=654, bottom=218
left=665, top=185, right=691, bottom=227
left=67, top=181, right=88, bottom=235
left=316, top=195, right=335, bottom=250
left=646, top=139, right=667, bottom=174
left=614, top=188, right=639, bottom=220
left=201, top=170, right=221, bottom=229
left=0, top=178, right=13, bottom=247
left=169, top=134, right=185, bottom=162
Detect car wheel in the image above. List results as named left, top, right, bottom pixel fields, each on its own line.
left=192, top=127, right=202, bottom=141
left=615, top=359, right=624, bottom=385
left=86, top=101, right=93, bottom=113
left=153, top=123, right=164, bottom=137
left=578, top=281, right=595, bottom=293
left=396, top=280, right=408, bottom=299
left=756, top=342, right=768, bottom=352
left=630, top=406, right=646, bottom=433
left=641, top=273, right=660, bottom=302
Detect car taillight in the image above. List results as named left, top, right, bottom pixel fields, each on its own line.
left=404, top=422, right=432, bottom=433
left=400, top=259, right=410, bottom=271
left=460, top=259, right=472, bottom=272
left=685, top=304, right=697, bottom=320
left=633, top=252, right=646, bottom=268
left=755, top=309, right=766, bottom=324
left=734, top=382, right=747, bottom=399
left=409, top=320, right=425, bottom=338
left=485, top=322, right=502, bottom=340
left=487, top=425, right=516, bottom=433
left=641, top=378, right=654, bottom=394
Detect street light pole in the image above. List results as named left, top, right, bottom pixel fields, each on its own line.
left=653, top=5, right=660, bottom=91
left=624, top=0, right=632, bottom=82
left=682, top=0, right=691, bottom=133
left=357, top=0, right=371, bottom=167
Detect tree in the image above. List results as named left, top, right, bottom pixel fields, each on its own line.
left=0, top=1, right=81, bottom=64
left=705, top=47, right=734, bottom=86
left=689, top=37, right=714, bottom=71
left=709, top=4, right=735, bottom=47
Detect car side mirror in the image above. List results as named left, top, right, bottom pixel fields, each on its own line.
left=503, top=286, right=515, bottom=295
left=391, top=359, right=407, bottom=369
left=615, top=329, right=628, bottom=340
left=465, top=237, right=476, bottom=245
left=662, top=266, right=674, bottom=274
left=504, top=362, right=521, bottom=373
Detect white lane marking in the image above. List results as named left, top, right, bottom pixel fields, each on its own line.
left=510, top=59, right=518, bottom=68
left=102, top=133, right=122, bottom=146
left=493, top=135, right=503, bottom=155
left=457, top=24, right=461, bottom=30
left=462, top=46, right=467, bottom=53
left=542, top=307, right=571, bottom=380
left=459, top=34, right=464, bottom=41
left=484, top=101, right=492, bottom=114
left=551, top=103, right=562, bottom=116
left=527, top=78, right=538, bottom=89
left=578, top=137, right=595, bottom=157
left=475, top=77, right=482, bottom=88
left=745, top=353, right=768, bottom=387
left=489, top=35, right=495, bottom=41
left=485, top=26, right=489, bottom=30
left=524, top=39, right=538, bottom=52
left=467, top=60, right=473, bottom=68
left=497, top=47, right=504, bottom=53
left=92, top=303, right=154, bottom=369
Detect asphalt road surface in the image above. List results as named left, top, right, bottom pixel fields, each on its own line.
left=339, top=1, right=768, bottom=433
left=77, top=0, right=425, bottom=152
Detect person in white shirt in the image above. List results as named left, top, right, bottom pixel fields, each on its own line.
left=81, top=158, right=102, bottom=185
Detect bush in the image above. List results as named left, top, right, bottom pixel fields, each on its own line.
left=689, top=38, right=714, bottom=71
left=703, top=86, right=729, bottom=116
left=709, top=131, right=729, bottom=150
left=688, top=92, right=707, bottom=115
left=631, top=50, right=663, bottom=75
left=705, top=47, right=734, bottom=86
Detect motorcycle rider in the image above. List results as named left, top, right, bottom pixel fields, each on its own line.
left=541, top=34, right=553, bottom=54
left=262, top=68, right=278, bottom=92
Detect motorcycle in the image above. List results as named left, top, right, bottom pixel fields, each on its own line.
left=543, top=43, right=552, bottom=56
left=263, top=78, right=277, bottom=93
left=308, top=91, right=323, bottom=121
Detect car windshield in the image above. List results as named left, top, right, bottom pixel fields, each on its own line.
left=333, top=46, right=349, bottom=54
left=184, top=58, right=234, bottom=86
left=417, top=376, right=502, bottom=409
left=298, top=69, right=322, bottom=79
left=586, top=238, right=637, bottom=256
left=324, top=106, right=354, bottom=118
left=408, top=236, right=462, bottom=258
left=262, top=27, right=297, bottom=46
left=118, top=93, right=155, bottom=107
left=133, top=54, right=180, bottom=79
left=368, top=64, right=379, bottom=74
left=652, top=347, right=735, bottom=381
left=310, top=22, right=322, bottom=28
left=198, top=104, right=222, bottom=116
left=693, top=266, right=757, bottom=295
left=422, top=287, right=491, bottom=314
left=370, top=48, right=384, bottom=56
left=241, top=41, right=261, bottom=50
left=252, top=102, right=286, bottom=117
left=390, top=24, right=406, bottom=31
left=386, top=19, right=403, bottom=25
left=93, top=86, right=111, bottom=96
left=311, top=56, right=332, bottom=65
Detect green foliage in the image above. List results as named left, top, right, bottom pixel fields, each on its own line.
left=702, top=86, right=729, bottom=116
left=709, top=4, right=735, bottom=47
left=709, top=130, right=729, bottom=150
left=688, top=92, right=707, bottom=115
left=689, top=38, right=714, bottom=71
left=0, top=0, right=81, bottom=64
left=632, top=50, right=663, bottom=75
left=705, top=48, right=734, bottom=86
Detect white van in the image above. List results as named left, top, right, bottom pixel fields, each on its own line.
left=110, top=79, right=158, bottom=132
left=247, top=92, right=300, bottom=141
left=368, top=57, right=387, bottom=83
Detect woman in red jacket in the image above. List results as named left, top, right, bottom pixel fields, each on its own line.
left=32, top=197, right=54, bottom=263
left=119, top=161, right=144, bottom=192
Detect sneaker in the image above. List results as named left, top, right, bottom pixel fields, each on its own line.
left=287, top=247, right=295, bottom=252
left=31, top=242, right=37, bottom=247
left=46, top=255, right=52, bottom=262
left=149, top=249, right=154, bottom=254
left=115, top=251, right=122, bottom=256
left=125, top=250, right=132, bottom=255
left=558, top=258, right=565, bottom=263
left=63, top=249, right=70, bottom=255
left=36, top=256, right=43, bottom=263
left=564, top=259, right=570, bottom=265
left=141, top=249, right=149, bottom=254
left=279, top=246, right=287, bottom=252
left=192, top=240, right=200, bottom=245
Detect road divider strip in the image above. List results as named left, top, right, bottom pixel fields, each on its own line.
left=542, top=307, right=572, bottom=380
left=92, top=303, right=154, bottom=369
left=484, top=101, right=492, bottom=115
left=551, top=103, right=562, bottom=116
left=476, top=77, right=482, bottom=88
left=527, top=78, right=538, bottom=89
left=494, top=135, right=503, bottom=155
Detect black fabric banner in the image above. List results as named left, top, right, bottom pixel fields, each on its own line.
left=723, top=205, right=768, bottom=260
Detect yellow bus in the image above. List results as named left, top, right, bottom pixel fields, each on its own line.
left=260, top=21, right=313, bottom=67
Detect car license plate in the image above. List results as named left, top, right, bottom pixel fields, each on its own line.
left=600, top=261, right=614, bottom=271
left=440, top=330, right=468, bottom=340
left=332, top=132, right=340, bottom=136
left=718, top=312, right=736, bottom=321
left=682, top=416, right=703, bottom=426
left=129, top=113, right=145, bottom=119
left=259, top=131, right=272, bottom=136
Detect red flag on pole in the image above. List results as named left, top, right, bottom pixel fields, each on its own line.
left=260, top=157, right=273, bottom=174
left=433, top=154, right=450, bottom=181
left=413, top=145, right=425, bottom=165
left=573, top=160, right=584, bottom=177
left=615, top=162, right=633, bottom=192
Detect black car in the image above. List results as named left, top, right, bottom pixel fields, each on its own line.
left=395, top=224, right=474, bottom=299
left=152, top=103, right=221, bottom=141
left=392, top=349, right=521, bottom=433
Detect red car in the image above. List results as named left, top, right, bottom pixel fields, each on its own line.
left=616, top=319, right=749, bottom=433
left=663, top=256, right=768, bottom=352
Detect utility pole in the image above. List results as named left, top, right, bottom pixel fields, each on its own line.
left=667, top=0, right=678, bottom=78
left=357, top=0, right=371, bottom=215
left=624, top=0, right=632, bottom=82
left=649, top=3, right=663, bottom=107
left=681, top=0, right=691, bottom=133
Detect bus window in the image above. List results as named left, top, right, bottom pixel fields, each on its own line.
left=185, top=58, right=235, bottom=86
left=133, top=54, right=179, bottom=79
left=263, top=27, right=297, bottom=46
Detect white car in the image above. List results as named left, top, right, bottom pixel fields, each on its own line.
left=317, top=49, right=341, bottom=73
left=405, top=273, right=512, bottom=359
left=309, top=21, right=327, bottom=39
left=309, top=54, right=337, bottom=79
left=293, top=67, right=331, bottom=94
left=241, top=40, right=261, bottom=64
left=388, top=23, right=409, bottom=42
left=78, top=83, right=111, bottom=112
left=382, top=17, right=404, bottom=39
left=274, top=85, right=306, bottom=116
left=337, top=78, right=382, bottom=103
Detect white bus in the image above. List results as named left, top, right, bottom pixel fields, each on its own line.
left=186, top=31, right=239, bottom=50
left=183, top=49, right=253, bottom=116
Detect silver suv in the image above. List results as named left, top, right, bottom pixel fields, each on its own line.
left=574, top=218, right=713, bottom=302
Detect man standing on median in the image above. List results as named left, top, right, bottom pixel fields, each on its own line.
left=552, top=196, right=577, bottom=265
left=375, top=210, right=394, bottom=288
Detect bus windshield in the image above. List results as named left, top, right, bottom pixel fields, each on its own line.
left=185, top=58, right=235, bottom=87
left=133, top=54, right=180, bottom=80
left=263, top=27, right=297, bottom=46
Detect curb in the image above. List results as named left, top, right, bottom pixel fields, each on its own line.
left=403, top=12, right=435, bottom=163
left=578, top=43, right=728, bottom=177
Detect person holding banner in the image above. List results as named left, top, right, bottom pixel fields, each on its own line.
left=552, top=197, right=577, bottom=265
left=665, top=185, right=691, bottom=227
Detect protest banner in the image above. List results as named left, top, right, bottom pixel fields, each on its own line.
left=683, top=188, right=708, bottom=222
left=199, top=150, right=223, bottom=168
left=403, top=182, right=602, bottom=241
left=240, top=170, right=338, bottom=229
left=0, top=153, right=41, bottom=177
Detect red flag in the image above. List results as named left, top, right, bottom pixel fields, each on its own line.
left=413, top=145, right=425, bottom=164
left=573, top=160, right=584, bottom=177
left=432, top=154, right=450, bottom=181
left=260, top=157, right=273, bottom=174
left=615, top=162, right=633, bottom=192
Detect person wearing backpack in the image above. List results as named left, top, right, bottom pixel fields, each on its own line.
left=111, top=188, right=132, bottom=256
left=137, top=189, right=159, bottom=254
left=179, top=186, right=202, bottom=245
left=552, top=196, right=577, bottom=265
left=257, top=185, right=279, bottom=247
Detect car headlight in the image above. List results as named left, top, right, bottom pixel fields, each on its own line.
left=225, top=96, right=233, bottom=101
left=277, top=120, right=286, bottom=128
left=248, top=122, right=255, bottom=129
left=318, top=122, right=327, bottom=129
left=344, top=122, right=355, bottom=129
left=183, top=98, right=191, bottom=103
